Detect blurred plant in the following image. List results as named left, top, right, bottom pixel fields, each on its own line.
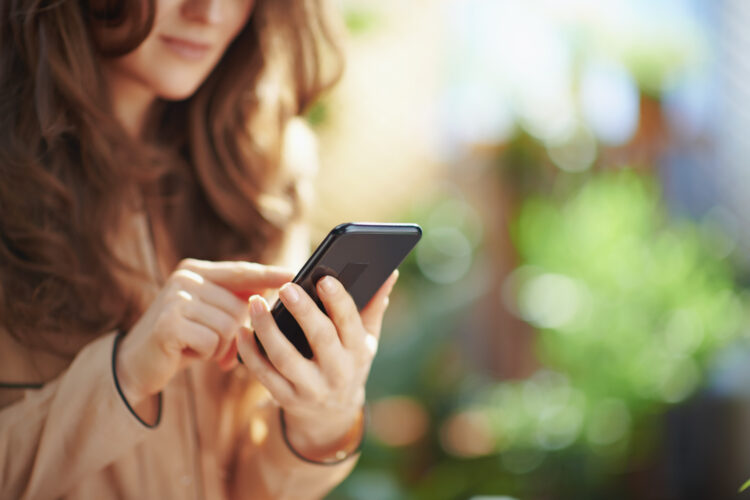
left=343, top=4, right=382, bottom=35
left=450, top=170, right=746, bottom=468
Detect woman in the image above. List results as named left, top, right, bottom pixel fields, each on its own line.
left=0, top=0, right=398, bottom=498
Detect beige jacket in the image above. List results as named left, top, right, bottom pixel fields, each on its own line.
left=0, top=124, right=358, bottom=499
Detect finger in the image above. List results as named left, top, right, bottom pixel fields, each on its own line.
left=236, top=327, right=297, bottom=405
left=361, top=270, right=399, bottom=338
left=248, top=295, right=319, bottom=391
left=179, top=319, right=220, bottom=359
left=184, top=270, right=251, bottom=321
left=218, top=339, right=239, bottom=371
left=181, top=294, right=240, bottom=359
left=179, top=258, right=295, bottom=295
left=315, top=276, right=366, bottom=352
left=278, top=282, right=345, bottom=370
left=172, top=268, right=251, bottom=330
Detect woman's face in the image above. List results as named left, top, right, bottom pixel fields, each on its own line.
left=106, top=0, right=256, bottom=100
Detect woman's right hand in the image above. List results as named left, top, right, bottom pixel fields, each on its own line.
left=115, top=258, right=294, bottom=411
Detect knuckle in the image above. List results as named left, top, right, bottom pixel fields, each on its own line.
left=178, top=258, right=198, bottom=271
left=172, top=268, right=199, bottom=286
left=220, top=316, right=237, bottom=334
left=355, top=344, right=374, bottom=364
left=162, top=303, right=184, bottom=322
left=309, top=325, right=336, bottom=349
left=153, top=311, right=174, bottom=333
left=302, top=300, right=319, bottom=318
left=169, top=273, right=190, bottom=290
left=266, top=352, right=294, bottom=372
left=241, top=261, right=262, bottom=273
left=328, top=366, right=347, bottom=388
left=310, top=387, right=328, bottom=405
left=339, top=310, right=360, bottom=331
left=328, top=298, right=356, bottom=324
left=205, top=335, right=220, bottom=356
left=322, top=331, right=340, bottom=352
left=288, top=292, right=309, bottom=313
left=274, top=392, right=295, bottom=408
left=170, top=289, right=192, bottom=306
left=274, top=356, right=294, bottom=375
left=163, top=279, right=182, bottom=297
left=237, top=261, right=261, bottom=278
left=231, top=263, right=244, bottom=280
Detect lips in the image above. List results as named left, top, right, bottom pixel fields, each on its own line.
left=160, top=35, right=212, bottom=61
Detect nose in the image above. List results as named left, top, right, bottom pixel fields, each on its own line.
left=182, top=0, right=225, bottom=24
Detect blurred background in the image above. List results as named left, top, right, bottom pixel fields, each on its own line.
left=304, top=1, right=750, bottom=498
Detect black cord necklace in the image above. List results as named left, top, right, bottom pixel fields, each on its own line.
left=0, top=381, right=44, bottom=390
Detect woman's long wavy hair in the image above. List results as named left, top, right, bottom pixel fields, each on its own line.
left=0, top=0, right=343, bottom=355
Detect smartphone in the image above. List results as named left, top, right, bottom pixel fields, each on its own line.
left=251, top=222, right=422, bottom=359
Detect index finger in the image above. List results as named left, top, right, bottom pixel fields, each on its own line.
left=179, top=259, right=295, bottom=293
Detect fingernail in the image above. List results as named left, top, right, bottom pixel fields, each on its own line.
left=280, top=283, right=299, bottom=303
left=320, top=276, right=337, bottom=294
left=388, top=271, right=399, bottom=291
left=250, top=295, right=267, bottom=315
left=390, top=270, right=400, bottom=285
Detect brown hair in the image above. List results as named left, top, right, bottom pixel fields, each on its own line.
left=0, top=0, right=343, bottom=355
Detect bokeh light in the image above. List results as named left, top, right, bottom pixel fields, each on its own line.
left=369, top=396, right=429, bottom=447
left=440, top=409, right=496, bottom=458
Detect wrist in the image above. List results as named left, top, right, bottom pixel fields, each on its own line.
left=112, top=331, right=161, bottom=428
left=281, top=406, right=365, bottom=464
left=285, top=407, right=360, bottom=445
left=115, top=334, right=145, bottom=405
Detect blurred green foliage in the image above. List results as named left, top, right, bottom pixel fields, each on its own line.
left=344, top=5, right=382, bottom=36
left=486, top=170, right=745, bottom=456
left=305, top=100, right=329, bottom=128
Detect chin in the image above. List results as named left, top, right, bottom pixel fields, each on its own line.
left=156, top=81, right=205, bottom=101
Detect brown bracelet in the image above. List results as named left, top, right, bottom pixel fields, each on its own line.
left=278, top=407, right=365, bottom=465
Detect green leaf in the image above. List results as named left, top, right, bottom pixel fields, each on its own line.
left=738, top=478, right=750, bottom=493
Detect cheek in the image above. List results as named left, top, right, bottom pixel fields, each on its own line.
left=225, top=0, right=255, bottom=39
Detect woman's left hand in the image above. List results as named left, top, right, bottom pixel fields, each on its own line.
left=236, top=269, right=399, bottom=451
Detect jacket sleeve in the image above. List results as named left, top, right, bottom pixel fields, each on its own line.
left=0, top=331, right=159, bottom=500
left=229, top=398, right=359, bottom=500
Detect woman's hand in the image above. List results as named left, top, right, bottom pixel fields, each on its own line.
left=236, top=270, right=399, bottom=454
left=116, top=258, right=294, bottom=409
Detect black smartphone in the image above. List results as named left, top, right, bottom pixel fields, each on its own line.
left=251, top=222, right=422, bottom=359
